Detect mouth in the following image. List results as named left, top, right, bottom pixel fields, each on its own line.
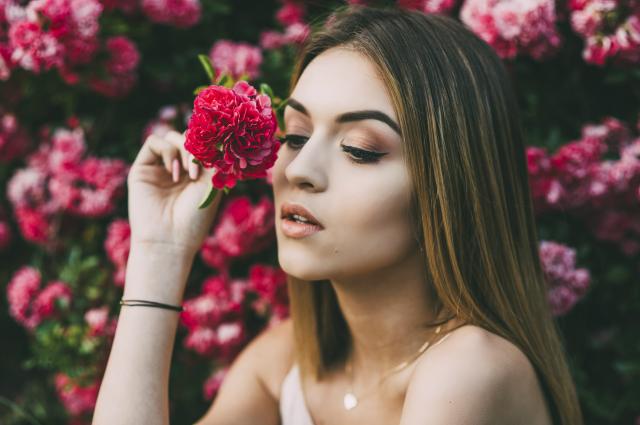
left=280, top=202, right=324, bottom=228
left=280, top=202, right=324, bottom=238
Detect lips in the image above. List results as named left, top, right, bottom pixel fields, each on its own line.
left=281, top=202, right=323, bottom=228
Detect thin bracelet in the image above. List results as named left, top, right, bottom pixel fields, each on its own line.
left=120, top=298, right=184, bottom=312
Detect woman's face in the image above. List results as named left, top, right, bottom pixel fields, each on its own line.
left=272, top=47, right=418, bottom=281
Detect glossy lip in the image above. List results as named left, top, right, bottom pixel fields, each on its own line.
left=280, top=202, right=324, bottom=228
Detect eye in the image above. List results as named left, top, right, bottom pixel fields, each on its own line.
left=280, top=134, right=308, bottom=149
left=340, top=144, right=387, bottom=164
left=279, top=134, right=387, bottom=164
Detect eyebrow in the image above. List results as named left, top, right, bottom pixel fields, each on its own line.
left=285, top=97, right=402, bottom=136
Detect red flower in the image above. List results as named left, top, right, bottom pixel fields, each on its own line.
left=184, top=80, right=280, bottom=191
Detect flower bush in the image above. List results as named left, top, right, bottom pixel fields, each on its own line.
left=0, top=0, right=638, bottom=424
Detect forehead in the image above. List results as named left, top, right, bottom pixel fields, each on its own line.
left=288, top=47, right=397, bottom=122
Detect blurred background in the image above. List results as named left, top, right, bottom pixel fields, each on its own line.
left=0, top=0, right=638, bottom=424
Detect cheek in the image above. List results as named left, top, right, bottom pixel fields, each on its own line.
left=327, top=164, right=415, bottom=271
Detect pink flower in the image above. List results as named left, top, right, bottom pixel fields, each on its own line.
left=105, top=36, right=140, bottom=74
left=283, top=22, right=310, bottom=45
left=569, top=0, right=640, bottom=66
left=89, top=36, right=140, bottom=97
left=7, top=167, right=50, bottom=209
left=6, top=266, right=42, bottom=330
left=185, top=80, right=280, bottom=190
left=184, top=326, right=218, bottom=355
left=180, top=274, right=245, bottom=331
left=184, top=320, right=246, bottom=359
left=248, top=264, right=288, bottom=311
left=208, top=39, right=263, bottom=81
left=7, top=0, right=104, bottom=78
left=33, top=281, right=72, bottom=318
left=398, top=0, right=459, bottom=14
left=7, top=126, right=129, bottom=245
left=84, top=306, right=115, bottom=336
left=46, top=128, right=87, bottom=174
left=200, top=235, right=230, bottom=271
left=13, top=206, right=53, bottom=244
left=215, top=320, right=245, bottom=359
left=54, top=373, right=100, bottom=416
left=46, top=155, right=129, bottom=218
left=259, top=14, right=310, bottom=50
left=275, top=1, right=306, bottom=26
left=0, top=42, right=13, bottom=81
left=7, top=267, right=72, bottom=330
left=460, top=0, right=563, bottom=60
left=587, top=210, right=640, bottom=256
left=8, top=20, right=64, bottom=72
left=259, top=30, right=288, bottom=50
left=199, top=195, right=276, bottom=268
left=0, top=112, right=31, bottom=162
left=141, top=0, right=201, bottom=28
left=203, top=366, right=229, bottom=400
left=105, top=218, right=131, bottom=286
left=74, top=156, right=129, bottom=216
left=527, top=117, right=640, bottom=252
left=539, top=240, right=591, bottom=316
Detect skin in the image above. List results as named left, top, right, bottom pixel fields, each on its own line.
left=272, top=45, right=449, bottom=389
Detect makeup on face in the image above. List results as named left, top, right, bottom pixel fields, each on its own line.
left=282, top=105, right=401, bottom=164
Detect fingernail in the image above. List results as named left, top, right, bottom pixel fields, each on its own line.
left=189, top=162, right=197, bottom=180
left=172, top=158, right=180, bottom=182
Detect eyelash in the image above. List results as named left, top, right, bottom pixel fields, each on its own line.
left=279, top=134, right=386, bottom=164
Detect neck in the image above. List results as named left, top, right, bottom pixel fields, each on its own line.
left=329, top=248, right=455, bottom=388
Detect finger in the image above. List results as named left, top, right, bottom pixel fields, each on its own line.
left=136, top=134, right=180, bottom=174
left=172, top=158, right=181, bottom=183
left=188, top=153, right=199, bottom=180
left=165, top=130, right=191, bottom=172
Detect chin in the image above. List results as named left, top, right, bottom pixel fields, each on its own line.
left=276, top=246, right=329, bottom=282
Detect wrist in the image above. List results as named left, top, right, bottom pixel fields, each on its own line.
left=129, top=239, right=198, bottom=259
left=123, top=242, right=196, bottom=305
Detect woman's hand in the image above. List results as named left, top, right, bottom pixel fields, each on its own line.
left=127, top=130, right=223, bottom=258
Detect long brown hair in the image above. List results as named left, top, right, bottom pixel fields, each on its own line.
left=284, top=5, right=583, bottom=425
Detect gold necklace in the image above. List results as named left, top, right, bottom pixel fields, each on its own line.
left=342, top=322, right=449, bottom=411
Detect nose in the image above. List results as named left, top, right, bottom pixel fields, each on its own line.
left=283, top=134, right=329, bottom=192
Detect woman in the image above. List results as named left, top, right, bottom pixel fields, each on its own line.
left=92, top=5, right=583, bottom=425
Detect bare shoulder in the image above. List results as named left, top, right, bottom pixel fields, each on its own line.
left=399, top=324, right=552, bottom=425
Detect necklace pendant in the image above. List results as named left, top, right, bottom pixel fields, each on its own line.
left=343, top=392, right=358, bottom=410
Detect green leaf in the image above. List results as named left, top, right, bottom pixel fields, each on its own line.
left=197, top=54, right=215, bottom=82
left=275, top=97, right=288, bottom=110
left=193, top=85, right=208, bottom=95
left=259, top=83, right=274, bottom=98
left=217, top=73, right=232, bottom=88
left=198, top=186, right=219, bottom=209
left=275, top=98, right=287, bottom=132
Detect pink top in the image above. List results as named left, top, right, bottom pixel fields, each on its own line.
left=278, top=332, right=452, bottom=425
